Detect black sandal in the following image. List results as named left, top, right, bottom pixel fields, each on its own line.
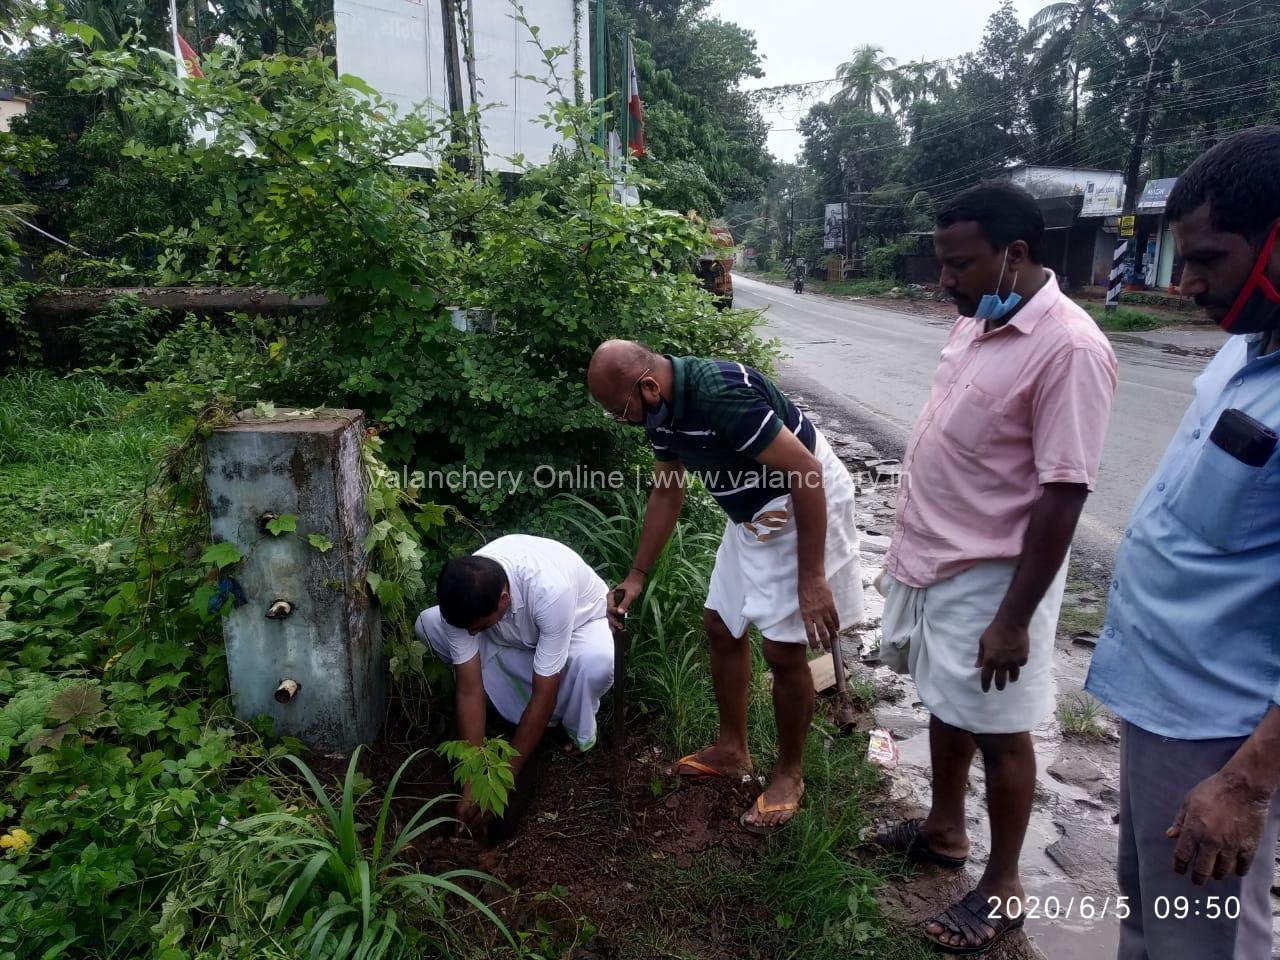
left=872, top=818, right=968, bottom=870
left=920, top=889, right=1024, bottom=955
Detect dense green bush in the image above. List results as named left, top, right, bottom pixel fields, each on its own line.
left=71, top=294, right=165, bottom=365
left=865, top=236, right=916, bottom=281
left=67, top=44, right=772, bottom=521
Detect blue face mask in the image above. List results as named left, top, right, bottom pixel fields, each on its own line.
left=974, top=250, right=1022, bottom=322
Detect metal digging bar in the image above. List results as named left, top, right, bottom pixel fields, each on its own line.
left=611, top=588, right=629, bottom=794
left=831, top=640, right=859, bottom=735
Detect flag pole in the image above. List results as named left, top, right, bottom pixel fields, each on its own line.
left=622, top=35, right=630, bottom=174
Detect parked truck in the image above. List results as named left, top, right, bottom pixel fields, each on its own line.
left=695, top=223, right=735, bottom=309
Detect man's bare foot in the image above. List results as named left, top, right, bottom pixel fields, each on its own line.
left=669, top=742, right=752, bottom=779
left=740, top=770, right=804, bottom=832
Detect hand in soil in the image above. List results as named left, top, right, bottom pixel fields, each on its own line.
left=456, top=797, right=491, bottom=837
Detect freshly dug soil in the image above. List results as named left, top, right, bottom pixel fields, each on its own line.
left=297, top=701, right=777, bottom=958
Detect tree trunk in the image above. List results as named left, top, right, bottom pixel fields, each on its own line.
left=17, top=287, right=328, bottom=366
left=26, top=287, right=328, bottom=325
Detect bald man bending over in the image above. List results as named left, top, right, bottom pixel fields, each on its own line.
left=587, top=340, right=864, bottom=833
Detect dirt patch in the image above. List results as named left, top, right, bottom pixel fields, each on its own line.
left=862, top=295, right=956, bottom=319
left=293, top=701, right=779, bottom=957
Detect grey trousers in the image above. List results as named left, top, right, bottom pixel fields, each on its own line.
left=1118, top=720, right=1280, bottom=960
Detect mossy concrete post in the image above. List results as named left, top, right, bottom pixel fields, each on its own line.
left=204, top=408, right=384, bottom=755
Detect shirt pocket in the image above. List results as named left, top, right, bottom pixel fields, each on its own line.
left=1165, top=440, right=1271, bottom=553
left=940, top=383, right=1007, bottom=457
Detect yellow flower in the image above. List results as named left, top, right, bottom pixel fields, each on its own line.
left=1, top=828, right=33, bottom=854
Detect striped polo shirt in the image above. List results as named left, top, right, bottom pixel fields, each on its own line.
left=647, top=355, right=817, bottom=523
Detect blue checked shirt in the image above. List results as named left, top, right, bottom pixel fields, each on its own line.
left=1085, top=333, right=1280, bottom=740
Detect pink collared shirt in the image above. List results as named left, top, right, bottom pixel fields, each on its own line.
left=883, top=272, right=1118, bottom=588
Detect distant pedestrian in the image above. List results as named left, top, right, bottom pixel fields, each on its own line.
left=871, top=181, right=1118, bottom=953
left=1085, top=125, right=1280, bottom=960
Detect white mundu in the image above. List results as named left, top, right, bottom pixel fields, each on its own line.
left=415, top=535, right=614, bottom=750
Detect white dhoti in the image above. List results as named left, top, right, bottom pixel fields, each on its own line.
left=705, top=432, right=864, bottom=642
left=415, top=607, right=614, bottom=750
left=877, top=559, right=1068, bottom=734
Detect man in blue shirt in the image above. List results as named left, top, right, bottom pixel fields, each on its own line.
left=1085, top=126, right=1280, bottom=960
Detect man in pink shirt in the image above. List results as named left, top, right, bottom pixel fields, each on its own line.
left=872, top=181, right=1118, bottom=954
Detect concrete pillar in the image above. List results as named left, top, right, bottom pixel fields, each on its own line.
left=204, top=408, right=384, bottom=755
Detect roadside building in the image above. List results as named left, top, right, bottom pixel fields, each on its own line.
left=1133, top=177, right=1181, bottom=292
left=1005, top=165, right=1125, bottom=289
left=0, top=89, right=30, bottom=133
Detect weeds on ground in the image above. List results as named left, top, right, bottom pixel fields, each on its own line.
left=1057, top=694, right=1111, bottom=741
left=181, top=746, right=510, bottom=958
left=1084, top=304, right=1170, bottom=332
left=0, top=371, right=499, bottom=959
left=0, top=371, right=175, bottom=540
left=639, top=732, right=935, bottom=960
left=1057, top=580, right=1107, bottom=640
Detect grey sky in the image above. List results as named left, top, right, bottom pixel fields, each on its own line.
left=708, top=0, right=1043, bottom=163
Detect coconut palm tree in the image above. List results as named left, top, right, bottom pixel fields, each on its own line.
left=835, top=44, right=897, bottom=114
left=1022, top=0, right=1117, bottom=161
left=891, top=60, right=953, bottom=109
left=0, top=0, right=30, bottom=42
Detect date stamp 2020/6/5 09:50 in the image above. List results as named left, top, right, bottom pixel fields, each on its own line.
left=986, top=894, right=1244, bottom=922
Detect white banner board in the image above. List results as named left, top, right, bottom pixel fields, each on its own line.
left=335, top=0, right=587, bottom=172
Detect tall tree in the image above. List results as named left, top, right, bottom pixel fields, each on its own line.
left=1021, top=0, right=1117, bottom=163
left=835, top=44, right=897, bottom=114
left=612, top=0, right=773, bottom=211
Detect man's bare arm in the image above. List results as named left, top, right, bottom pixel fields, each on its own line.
left=613, top=459, right=685, bottom=626
left=455, top=654, right=487, bottom=746
left=509, top=671, right=562, bottom=776
left=754, top=429, right=837, bottom=649
left=977, top=482, right=1088, bottom=691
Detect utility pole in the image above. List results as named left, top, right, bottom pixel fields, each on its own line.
left=1107, top=2, right=1172, bottom=311
left=439, top=0, right=469, bottom=174
left=595, top=0, right=606, bottom=153
left=787, top=191, right=795, bottom=259
left=462, top=0, right=483, bottom=183
left=841, top=166, right=850, bottom=268
left=852, top=174, right=864, bottom=270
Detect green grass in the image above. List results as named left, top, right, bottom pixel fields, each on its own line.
left=810, top=278, right=897, bottom=298
left=0, top=371, right=177, bottom=541
left=637, top=733, right=934, bottom=960
left=1083, top=303, right=1171, bottom=331
left=743, top=267, right=897, bottom=300
left=1057, top=578, right=1107, bottom=640
left=1057, top=694, right=1110, bottom=741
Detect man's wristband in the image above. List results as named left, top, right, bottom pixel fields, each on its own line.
left=630, top=565, right=649, bottom=578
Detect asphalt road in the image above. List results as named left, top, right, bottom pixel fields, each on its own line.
left=736, top=274, right=1224, bottom=583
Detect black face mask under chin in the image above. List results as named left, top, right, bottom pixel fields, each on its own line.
left=1220, top=222, right=1280, bottom=336
left=642, top=395, right=672, bottom=430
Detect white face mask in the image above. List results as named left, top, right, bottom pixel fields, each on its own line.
left=974, top=249, right=1022, bottom=321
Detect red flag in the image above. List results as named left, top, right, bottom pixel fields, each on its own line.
left=627, top=41, right=645, bottom=158
left=176, top=33, right=204, bottom=78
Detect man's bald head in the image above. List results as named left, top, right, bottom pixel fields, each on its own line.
left=587, top=339, right=659, bottom=402
left=587, top=339, right=672, bottom=425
